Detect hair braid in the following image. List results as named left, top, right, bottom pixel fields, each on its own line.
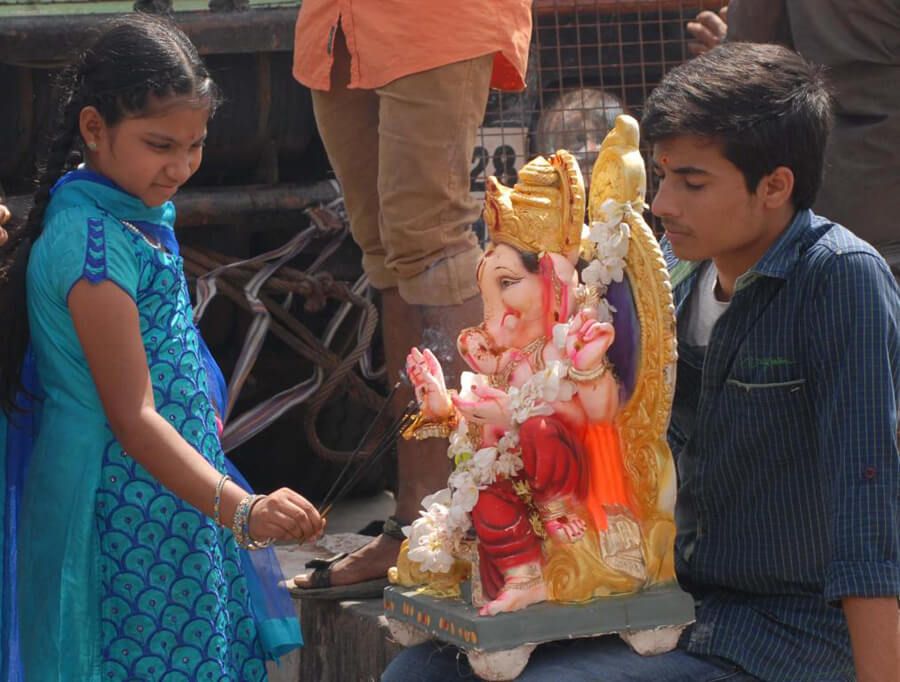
left=0, top=69, right=83, bottom=412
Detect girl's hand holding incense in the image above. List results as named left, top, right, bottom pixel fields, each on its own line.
left=247, top=488, right=325, bottom=545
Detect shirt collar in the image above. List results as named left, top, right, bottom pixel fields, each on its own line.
left=742, top=209, right=812, bottom=282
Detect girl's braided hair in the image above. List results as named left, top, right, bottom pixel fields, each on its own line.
left=0, top=13, right=220, bottom=411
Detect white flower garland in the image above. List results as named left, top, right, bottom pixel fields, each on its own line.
left=578, top=198, right=633, bottom=323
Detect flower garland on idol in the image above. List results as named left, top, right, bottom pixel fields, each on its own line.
left=404, top=198, right=633, bottom=575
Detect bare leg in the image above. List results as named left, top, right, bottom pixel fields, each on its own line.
left=294, top=289, right=481, bottom=587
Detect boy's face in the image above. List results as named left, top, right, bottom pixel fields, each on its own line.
left=650, top=135, right=771, bottom=265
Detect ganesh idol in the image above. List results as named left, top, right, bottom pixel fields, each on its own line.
left=390, top=117, right=679, bottom=624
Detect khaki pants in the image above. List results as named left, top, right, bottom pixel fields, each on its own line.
left=312, top=31, right=493, bottom=305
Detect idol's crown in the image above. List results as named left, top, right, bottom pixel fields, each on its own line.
left=484, top=150, right=585, bottom=257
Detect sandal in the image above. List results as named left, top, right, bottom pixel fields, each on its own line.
left=290, top=517, right=410, bottom=600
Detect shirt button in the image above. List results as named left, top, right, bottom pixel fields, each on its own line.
left=863, top=466, right=877, bottom=480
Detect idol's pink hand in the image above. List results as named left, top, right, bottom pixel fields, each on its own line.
left=451, top=384, right=511, bottom=426
left=565, top=312, right=615, bottom=372
left=545, top=516, right=587, bottom=543
left=406, top=347, right=452, bottom=419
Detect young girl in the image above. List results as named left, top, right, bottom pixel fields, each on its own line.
left=0, top=15, right=323, bottom=681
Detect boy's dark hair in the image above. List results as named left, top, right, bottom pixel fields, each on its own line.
left=0, top=13, right=221, bottom=411
left=641, top=42, right=833, bottom=210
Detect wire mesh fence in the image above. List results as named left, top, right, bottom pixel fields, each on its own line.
left=473, top=0, right=727, bottom=209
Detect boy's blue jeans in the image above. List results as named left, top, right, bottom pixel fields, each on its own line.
left=381, top=635, right=758, bottom=681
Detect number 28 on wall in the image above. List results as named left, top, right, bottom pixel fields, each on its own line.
left=469, top=127, right=527, bottom=196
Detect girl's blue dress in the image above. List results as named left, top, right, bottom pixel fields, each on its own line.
left=3, top=171, right=297, bottom=681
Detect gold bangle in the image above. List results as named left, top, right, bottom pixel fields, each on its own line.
left=537, top=497, right=569, bottom=522
left=401, top=410, right=458, bottom=441
left=567, top=359, right=611, bottom=383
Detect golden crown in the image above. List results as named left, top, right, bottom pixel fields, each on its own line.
left=484, top=150, right=585, bottom=257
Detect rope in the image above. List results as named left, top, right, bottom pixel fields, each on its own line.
left=183, top=200, right=389, bottom=465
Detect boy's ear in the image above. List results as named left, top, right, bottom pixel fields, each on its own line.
left=759, top=166, right=795, bottom=209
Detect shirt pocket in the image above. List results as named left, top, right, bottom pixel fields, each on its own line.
left=724, top=376, right=807, bottom=393
left=718, top=373, right=813, bottom=462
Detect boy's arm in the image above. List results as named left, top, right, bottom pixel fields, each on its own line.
left=843, top=597, right=899, bottom=682
left=810, top=250, right=900, bottom=680
left=724, top=0, right=794, bottom=47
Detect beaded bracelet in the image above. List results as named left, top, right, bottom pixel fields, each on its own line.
left=232, top=493, right=274, bottom=550
left=213, top=474, right=231, bottom=528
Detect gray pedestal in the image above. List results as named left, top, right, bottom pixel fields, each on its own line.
left=383, top=582, right=694, bottom=653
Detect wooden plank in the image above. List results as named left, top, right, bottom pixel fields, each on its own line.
left=533, top=0, right=724, bottom=14
left=0, top=7, right=298, bottom=64
left=296, top=598, right=404, bottom=682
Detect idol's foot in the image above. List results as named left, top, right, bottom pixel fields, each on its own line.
left=478, top=576, right=548, bottom=616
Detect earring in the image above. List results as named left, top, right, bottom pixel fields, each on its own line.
left=87, top=141, right=98, bottom=151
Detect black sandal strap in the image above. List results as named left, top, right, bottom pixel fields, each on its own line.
left=382, top=516, right=411, bottom=541
left=304, top=552, right=348, bottom=570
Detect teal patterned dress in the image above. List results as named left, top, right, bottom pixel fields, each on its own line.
left=15, top=170, right=276, bottom=681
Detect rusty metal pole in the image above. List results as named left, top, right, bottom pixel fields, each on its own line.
left=5, top=180, right=340, bottom=230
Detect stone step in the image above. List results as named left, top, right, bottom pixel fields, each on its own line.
left=270, top=538, right=401, bottom=681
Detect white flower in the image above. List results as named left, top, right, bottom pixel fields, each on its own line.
left=447, top=502, right=472, bottom=534
left=497, top=432, right=519, bottom=455
left=595, top=297, right=616, bottom=324
left=495, top=449, right=524, bottom=479
left=448, top=470, right=479, bottom=512
left=539, top=361, right=575, bottom=403
left=583, top=212, right=630, bottom=289
left=406, top=499, right=459, bottom=573
left=552, top=322, right=571, bottom=350
left=508, top=383, right=553, bottom=424
left=470, top=447, right=499, bottom=486
left=447, top=420, right=475, bottom=462
left=407, top=527, right=456, bottom=574
left=420, top=487, right=452, bottom=510
left=583, top=254, right=626, bottom=287
left=596, top=198, right=629, bottom=227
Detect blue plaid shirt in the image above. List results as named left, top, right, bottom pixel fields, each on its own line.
left=665, top=210, right=900, bottom=681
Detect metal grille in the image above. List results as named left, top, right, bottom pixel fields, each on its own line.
left=473, top=0, right=727, bottom=204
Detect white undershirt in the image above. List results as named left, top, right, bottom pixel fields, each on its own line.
left=683, top=261, right=731, bottom=348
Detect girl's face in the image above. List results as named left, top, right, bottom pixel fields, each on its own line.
left=80, top=97, right=209, bottom=207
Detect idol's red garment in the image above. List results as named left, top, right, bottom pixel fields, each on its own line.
left=473, top=416, right=636, bottom=599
